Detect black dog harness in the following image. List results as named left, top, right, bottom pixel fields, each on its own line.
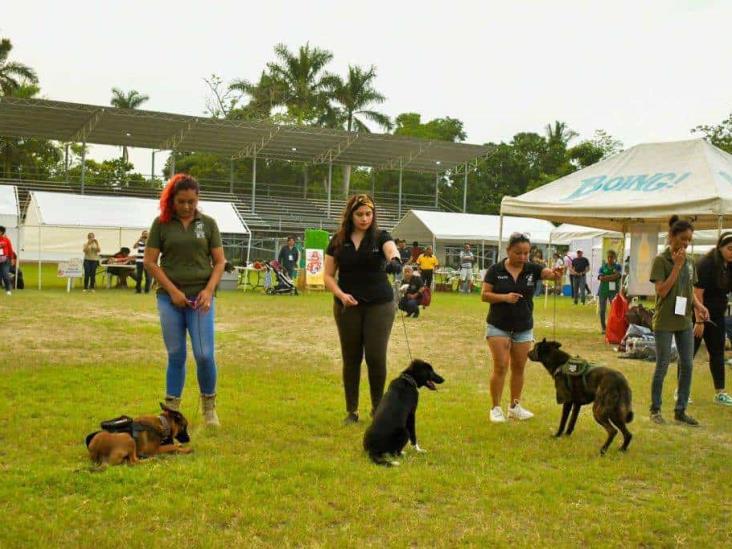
left=86, top=415, right=173, bottom=452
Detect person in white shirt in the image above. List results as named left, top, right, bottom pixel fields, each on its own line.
left=459, top=243, right=476, bottom=293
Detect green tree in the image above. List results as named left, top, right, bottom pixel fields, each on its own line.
left=0, top=38, right=38, bottom=96
left=229, top=70, right=288, bottom=121
left=393, top=113, right=466, bottom=142
left=568, top=130, right=623, bottom=169
left=692, top=113, right=732, bottom=154
left=326, top=65, right=392, bottom=196
left=110, top=88, right=150, bottom=162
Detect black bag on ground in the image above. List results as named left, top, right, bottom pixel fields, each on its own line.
left=626, top=304, right=654, bottom=329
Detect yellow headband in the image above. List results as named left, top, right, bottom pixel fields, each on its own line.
left=355, top=195, right=375, bottom=210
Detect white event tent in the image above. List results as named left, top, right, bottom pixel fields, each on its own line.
left=392, top=209, right=554, bottom=265
left=501, top=139, right=732, bottom=295
left=501, top=139, right=732, bottom=233
left=0, top=185, right=20, bottom=245
left=21, top=192, right=250, bottom=283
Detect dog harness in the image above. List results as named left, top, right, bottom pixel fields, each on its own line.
left=87, top=415, right=172, bottom=452
left=554, top=357, right=597, bottom=394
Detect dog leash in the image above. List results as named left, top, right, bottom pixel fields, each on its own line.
left=394, top=278, right=414, bottom=361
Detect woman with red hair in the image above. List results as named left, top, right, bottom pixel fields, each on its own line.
left=144, top=174, right=226, bottom=427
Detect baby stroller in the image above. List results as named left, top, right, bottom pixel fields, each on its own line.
left=264, top=260, right=298, bottom=295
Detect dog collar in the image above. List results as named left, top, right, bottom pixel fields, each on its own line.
left=400, top=373, right=418, bottom=388
left=158, top=414, right=171, bottom=439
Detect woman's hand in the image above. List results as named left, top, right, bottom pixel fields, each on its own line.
left=196, top=288, right=213, bottom=312
left=503, top=292, right=523, bottom=304
left=694, top=303, right=710, bottom=321
left=170, top=289, right=189, bottom=308
left=339, top=292, right=359, bottom=307
left=693, top=322, right=705, bottom=339
left=672, top=248, right=686, bottom=268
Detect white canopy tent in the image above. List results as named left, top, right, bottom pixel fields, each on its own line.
left=392, top=210, right=555, bottom=265
left=501, top=139, right=732, bottom=295
left=501, top=139, right=732, bottom=232
left=21, top=192, right=250, bottom=287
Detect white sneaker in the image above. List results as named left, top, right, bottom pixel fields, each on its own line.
left=489, top=406, right=507, bottom=423
left=5, top=291, right=10, bottom=296
left=508, top=401, right=534, bottom=420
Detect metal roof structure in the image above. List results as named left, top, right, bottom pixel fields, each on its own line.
left=0, top=97, right=492, bottom=174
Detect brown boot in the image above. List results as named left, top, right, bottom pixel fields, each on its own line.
left=164, top=395, right=182, bottom=412
left=201, top=394, right=220, bottom=427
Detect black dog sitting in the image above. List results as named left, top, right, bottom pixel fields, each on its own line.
left=528, top=339, right=634, bottom=455
left=363, top=359, right=444, bottom=466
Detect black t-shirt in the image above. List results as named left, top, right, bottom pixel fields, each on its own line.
left=326, top=230, right=394, bottom=305
left=484, top=260, right=544, bottom=332
left=278, top=245, right=299, bottom=270
left=695, top=254, right=732, bottom=316
left=571, top=256, right=590, bottom=274
left=404, top=275, right=424, bottom=299
left=398, top=247, right=411, bottom=263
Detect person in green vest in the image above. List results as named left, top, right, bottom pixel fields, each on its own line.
left=597, top=249, right=622, bottom=334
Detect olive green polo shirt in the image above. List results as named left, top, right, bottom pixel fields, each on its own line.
left=650, top=248, right=697, bottom=332
left=147, top=212, right=223, bottom=297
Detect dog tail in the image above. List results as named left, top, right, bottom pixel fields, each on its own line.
left=85, top=431, right=101, bottom=448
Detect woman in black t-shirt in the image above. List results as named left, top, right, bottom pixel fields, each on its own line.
left=482, top=233, right=562, bottom=423
left=324, top=194, right=402, bottom=424
left=693, top=232, right=732, bottom=406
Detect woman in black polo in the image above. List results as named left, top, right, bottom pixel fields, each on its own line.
left=693, top=231, right=732, bottom=406
left=482, top=233, right=561, bottom=423
left=324, top=194, right=402, bottom=424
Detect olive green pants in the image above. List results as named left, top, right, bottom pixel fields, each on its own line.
left=333, top=300, right=396, bottom=414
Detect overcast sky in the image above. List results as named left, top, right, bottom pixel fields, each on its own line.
left=4, top=0, right=731, bottom=173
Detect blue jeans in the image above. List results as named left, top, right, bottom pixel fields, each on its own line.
left=651, top=327, right=694, bottom=413
left=598, top=294, right=615, bottom=331
left=157, top=293, right=217, bottom=398
left=0, top=260, right=10, bottom=291
left=571, top=275, right=586, bottom=304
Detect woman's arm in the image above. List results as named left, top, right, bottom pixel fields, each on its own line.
left=654, top=264, right=682, bottom=298
left=382, top=240, right=399, bottom=261
left=196, top=247, right=226, bottom=312
left=324, top=254, right=357, bottom=306
left=143, top=247, right=187, bottom=307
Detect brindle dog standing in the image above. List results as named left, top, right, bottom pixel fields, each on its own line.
left=86, top=403, right=192, bottom=466
left=528, top=339, right=634, bottom=455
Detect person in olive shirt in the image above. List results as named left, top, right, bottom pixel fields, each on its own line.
left=144, top=174, right=226, bottom=427
left=597, top=250, right=622, bottom=333
left=324, top=194, right=402, bottom=424
left=82, top=232, right=101, bottom=292
left=649, top=216, right=709, bottom=426
left=692, top=231, right=732, bottom=406
left=482, top=233, right=562, bottom=423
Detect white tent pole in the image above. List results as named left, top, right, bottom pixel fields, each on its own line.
left=718, top=214, right=723, bottom=239
left=463, top=162, right=468, bottom=213
left=14, top=185, right=20, bottom=290
left=545, top=235, right=552, bottom=309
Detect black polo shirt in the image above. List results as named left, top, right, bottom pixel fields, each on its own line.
left=695, top=254, right=732, bottom=316
left=571, top=256, right=590, bottom=274
left=484, top=259, right=544, bottom=332
left=326, top=230, right=394, bottom=305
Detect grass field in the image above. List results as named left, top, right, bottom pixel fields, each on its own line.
left=1, top=284, right=731, bottom=547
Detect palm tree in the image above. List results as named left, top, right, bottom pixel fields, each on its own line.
left=0, top=38, right=38, bottom=96
left=327, top=65, right=392, bottom=196
left=229, top=70, right=288, bottom=120
left=545, top=120, right=578, bottom=147
left=110, top=88, right=149, bottom=162
left=265, top=42, right=337, bottom=125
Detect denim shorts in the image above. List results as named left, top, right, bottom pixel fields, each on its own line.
left=486, top=324, right=534, bottom=343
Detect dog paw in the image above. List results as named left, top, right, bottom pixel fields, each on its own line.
left=413, top=444, right=427, bottom=453
left=177, top=446, right=194, bottom=454
left=388, top=460, right=401, bottom=467
left=399, top=451, right=405, bottom=457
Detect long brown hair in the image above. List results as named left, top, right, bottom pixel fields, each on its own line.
left=331, top=194, right=379, bottom=255
left=159, top=173, right=200, bottom=223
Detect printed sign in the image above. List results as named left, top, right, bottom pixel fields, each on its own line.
left=305, top=249, right=324, bottom=286
left=562, top=172, right=691, bottom=202
left=628, top=225, right=658, bottom=296
left=57, top=258, right=84, bottom=278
